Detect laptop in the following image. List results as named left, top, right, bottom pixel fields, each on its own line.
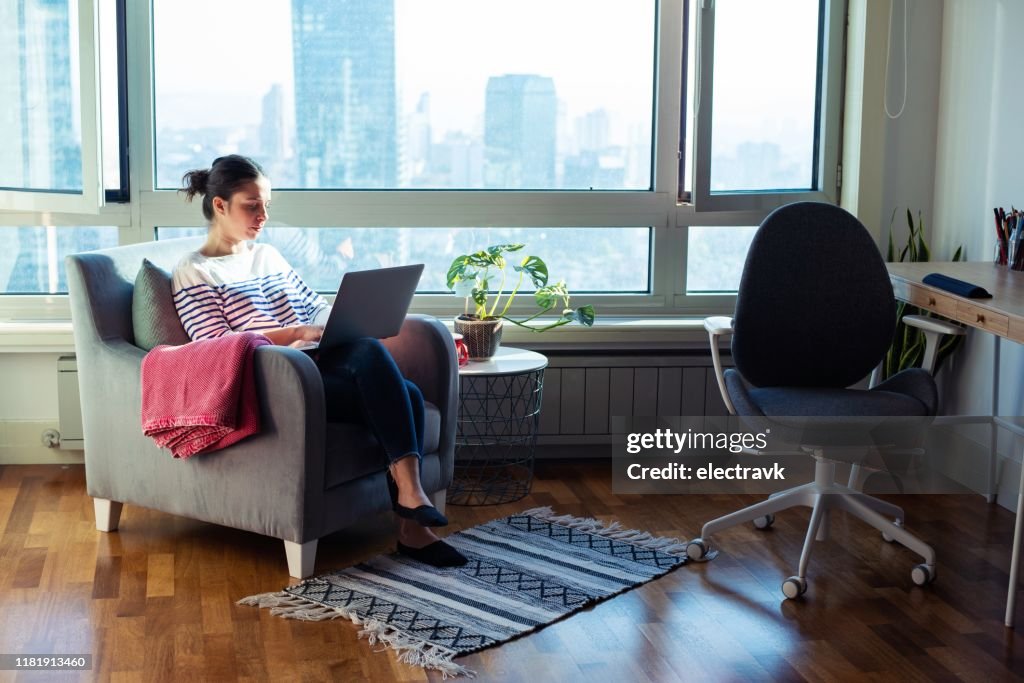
left=294, top=263, right=424, bottom=354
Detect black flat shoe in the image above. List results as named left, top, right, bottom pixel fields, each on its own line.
left=394, top=503, right=449, bottom=527
left=397, top=540, right=468, bottom=567
left=387, top=472, right=448, bottom=527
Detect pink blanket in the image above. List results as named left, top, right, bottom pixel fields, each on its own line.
left=141, top=332, right=271, bottom=458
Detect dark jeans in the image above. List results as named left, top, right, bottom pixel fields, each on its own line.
left=317, top=338, right=424, bottom=463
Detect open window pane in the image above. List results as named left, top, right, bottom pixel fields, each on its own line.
left=0, top=226, right=119, bottom=293
left=0, top=0, right=102, bottom=211
left=0, top=0, right=81, bottom=190
left=686, top=226, right=756, bottom=293
left=157, top=227, right=651, bottom=294
left=152, top=0, right=656, bottom=190
left=693, top=0, right=841, bottom=211
left=99, top=0, right=121, bottom=192
left=710, top=0, right=819, bottom=192
left=680, top=0, right=696, bottom=199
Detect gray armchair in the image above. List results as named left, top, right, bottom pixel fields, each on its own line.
left=66, top=238, right=458, bottom=578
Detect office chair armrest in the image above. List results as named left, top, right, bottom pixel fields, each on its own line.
left=704, top=316, right=734, bottom=336
left=901, top=314, right=965, bottom=337
left=868, top=314, right=966, bottom=387
left=902, top=314, right=966, bottom=376
left=704, top=316, right=736, bottom=415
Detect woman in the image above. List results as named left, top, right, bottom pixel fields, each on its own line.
left=172, top=154, right=465, bottom=568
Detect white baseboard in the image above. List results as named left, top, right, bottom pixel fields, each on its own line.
left=0, top=420, right=85, bottom=465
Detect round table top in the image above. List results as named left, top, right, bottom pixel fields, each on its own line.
left=459, top=346, right=548, bottom=376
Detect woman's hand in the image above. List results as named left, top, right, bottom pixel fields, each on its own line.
left=291, top=325, right=324, bottom=344
left=260, top=324, right=323, bottom=347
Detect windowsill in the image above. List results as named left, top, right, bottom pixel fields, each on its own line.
left=0, top=316, right=719, bottom=354
left=0, top=320, right=77, bottom=353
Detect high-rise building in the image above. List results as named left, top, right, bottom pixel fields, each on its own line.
left=260, top=84, right=288, bottom=159
left=291, top=0, right=397, bottom=188
left=0, top=0, right=83, bottom=293
left=575, top=109, right=611, bottom=153
left=0, top=0, right=80, bottom=191
left=483, top=74, right=557, bottom=189
left=406, top=93, right=431, bottom=173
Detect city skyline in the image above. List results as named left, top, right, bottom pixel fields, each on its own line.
left=152, top=0, right=657, bottom=190
left=1, top=0, right=815, bottom=293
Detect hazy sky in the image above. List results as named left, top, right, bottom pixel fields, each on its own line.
left=153, top=0, right=656, bottom=143
left=150, top=0, right=818, bottom=165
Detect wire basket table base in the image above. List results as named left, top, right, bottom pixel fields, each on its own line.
left=448, top=367, right=545, bottom=505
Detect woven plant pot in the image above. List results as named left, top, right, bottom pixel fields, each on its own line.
left=453, top=315, right=503, bottom=360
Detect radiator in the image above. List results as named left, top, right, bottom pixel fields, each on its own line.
left=55, top=351, right=729, bottom=450
left=537, top=353, right=729, bottom=445
left=57, top=355, right=84, bottom=450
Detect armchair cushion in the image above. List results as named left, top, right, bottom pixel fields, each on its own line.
left=132, top=258, right=191, bottom=350
left=323, top=401, right=442, bottom=488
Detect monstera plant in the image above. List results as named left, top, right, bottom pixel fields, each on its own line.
left=446, top=244, right=595, bottom=359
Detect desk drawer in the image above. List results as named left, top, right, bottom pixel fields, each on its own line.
left=907, top=285, right=957, bottom=318
left=956, top=301, right=1009, bottom=336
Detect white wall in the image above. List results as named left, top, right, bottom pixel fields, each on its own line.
left=843, top=0, right=946, bottom=245
left=0, top=353, right=82, bottom=463
left=880, top=0, right=945, bottom=251
left=0, top=354, right=59, bottom=419
left=926, top=0, right=1024, bottom=508
left=932, top=0, right=1024, bottom=420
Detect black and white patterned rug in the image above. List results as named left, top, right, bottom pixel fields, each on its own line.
left=239, top=507, right=694, bottom=678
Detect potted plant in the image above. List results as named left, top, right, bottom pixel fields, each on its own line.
left=446, top=243, right=596, bottom=360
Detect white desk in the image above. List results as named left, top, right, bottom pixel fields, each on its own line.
left=888, top=261, right=1024, bottom=627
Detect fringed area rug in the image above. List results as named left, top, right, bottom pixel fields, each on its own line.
left=239, top=507, right=694, bottom=678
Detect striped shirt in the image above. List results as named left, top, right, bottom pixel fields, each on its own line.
left=171, top=243, right=330, bottom=341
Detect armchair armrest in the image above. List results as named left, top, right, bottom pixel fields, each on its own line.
left=704, top=316, right=736, bottom=415
left=80, top=338, right=329, bottom=543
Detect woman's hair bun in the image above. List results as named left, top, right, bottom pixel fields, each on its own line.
left=179, top=155, right=265, bottom=220
left=180, top=168, right=211, bottom=202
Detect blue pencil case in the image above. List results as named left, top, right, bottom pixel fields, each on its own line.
left=922, top=273, right=992, bottom=299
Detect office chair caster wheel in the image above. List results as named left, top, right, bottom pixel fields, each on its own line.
left=911, top=564, right=936, bottom=586
left=686, top=539, right=710, bottom=561
left=753, top=514, right=775, bottom=530
left=782, top=576, right=807, bottom=599
left=882, top=518, right=903, bottom=543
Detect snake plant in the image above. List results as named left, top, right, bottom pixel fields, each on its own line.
left=881, top=208, right=964, bottom=381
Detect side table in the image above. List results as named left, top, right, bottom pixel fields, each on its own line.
left=447, top=346, right=547, bottom=505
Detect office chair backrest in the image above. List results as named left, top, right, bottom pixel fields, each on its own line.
left=731, top=202, right=896, bottom=389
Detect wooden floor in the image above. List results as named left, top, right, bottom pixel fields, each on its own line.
left=2, top=461, right=1024, bottom=682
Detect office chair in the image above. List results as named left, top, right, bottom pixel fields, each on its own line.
left=686, top=202, right=945, bottom=599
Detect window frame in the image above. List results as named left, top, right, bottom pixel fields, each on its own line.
left=690, top=0, right=845, bottom=212
left=0, top=0, right=848, bottom=323
left=0, top=0, right=105, bottom=214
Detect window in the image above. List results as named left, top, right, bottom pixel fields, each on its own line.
left=689, top=0, right=844, bottom=211
left=0, top=0, right=848, bottom=313
left=157, top=226, right=651, bottom=295
left=99, top=0, right=127, bottom=197
left=151, top=0, right=656, bottom=190
left=685, top=226, right=756, bottom=293
left=0, top=0, right=104, bottom=212
left=0, top=226, right=119, bottom=293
